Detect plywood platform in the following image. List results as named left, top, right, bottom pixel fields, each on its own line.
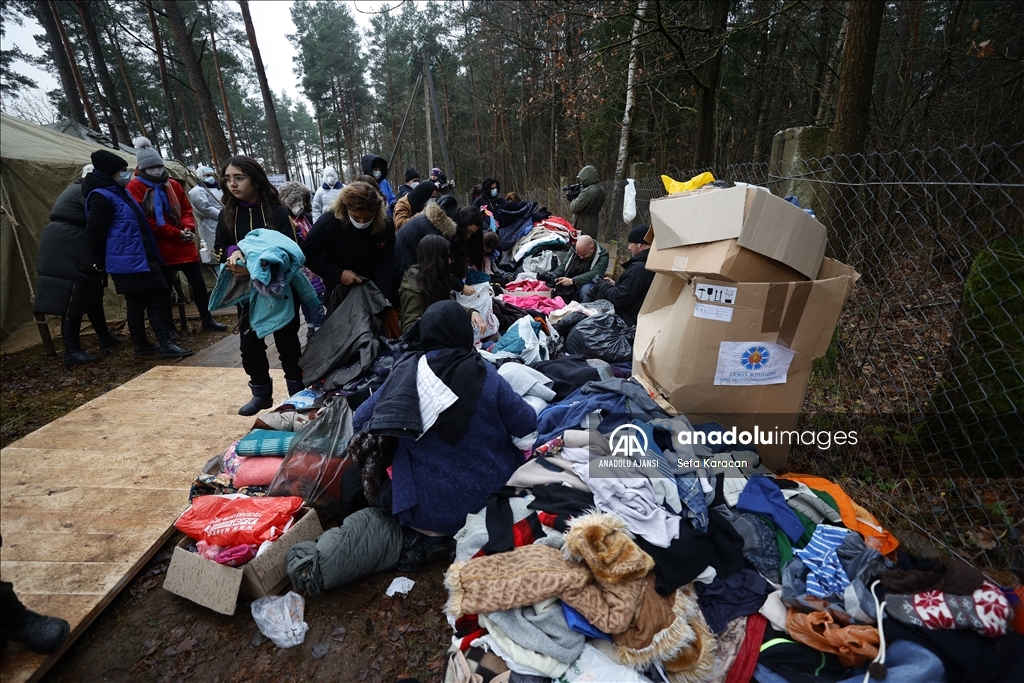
left=0, top=365, right=284, bottom=683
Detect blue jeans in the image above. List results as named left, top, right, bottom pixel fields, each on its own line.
left=578, top=283, right=596, bottom=302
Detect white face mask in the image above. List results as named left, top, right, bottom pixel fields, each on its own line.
left=324, top=173, right=338, bottom=186
left=409, top=181, right=419, bottom=188
left=372, top=170, right=382, bottom=180
left=287, top=201, right=305, bottom=216
left=350, top=217, right=373, bottom=230
left=144, top=167, right=165, bottom=178
left=490, top=188, right=498, bottom=198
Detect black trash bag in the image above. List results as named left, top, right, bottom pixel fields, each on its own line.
left=565, top=313, right=633, bottom=363
left=553, top=310, right=589, bottom=337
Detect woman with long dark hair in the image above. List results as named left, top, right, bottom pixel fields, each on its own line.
left=399, top=235, right=486, bottom=334
left=213, top=155, right=305, bottom=415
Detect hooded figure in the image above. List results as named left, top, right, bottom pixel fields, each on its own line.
left=570, top=165, right=605, bottom=239
left=360, top=154, right=396, bottom=207
left=188, top=165, right=223, bottom=250
left=352, top=300, right=536, bottom=535
left=472, top=176, right=504, bottom=211
left=312, top=167, right=343, bottom=222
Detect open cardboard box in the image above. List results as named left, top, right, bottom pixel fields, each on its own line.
left=632, top=258, right=859, bottom=470
left=163, top=507, right=323, bottom=615
left=644, top=232, right=805, bottom=284
left=648, top=185, right=827, bottom=280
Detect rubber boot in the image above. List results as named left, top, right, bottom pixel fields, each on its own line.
left=6, top=610, right=70, bottom=654
left=62, top=318, right=101, bottom=368
left=285, top=379, right=306, bottom=398
left=239, top=380, right=273, bottom=416
left=158, top=339, right=194, bottom=359
left=133, top=336, right=160, bottom=356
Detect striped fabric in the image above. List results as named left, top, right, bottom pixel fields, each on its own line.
left=235, top=429, right=295, bottom=457
left=794, top=524, right=851, bottom=598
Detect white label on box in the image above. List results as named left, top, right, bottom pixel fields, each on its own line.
left=714, top=342, right=796, bottom=386
left=694, top=283, right=738, bottom=305
left=694, top=303, right=733, bottom=322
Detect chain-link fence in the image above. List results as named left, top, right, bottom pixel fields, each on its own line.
left=530, top=144, right=1023, bottom=577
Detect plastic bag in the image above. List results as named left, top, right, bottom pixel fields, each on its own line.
left=175, top=494, right=303, bottom=546
left=455, top=282, right=500, bottom=343
left=518, top=316, right=558, bottom=365
left=251, top=592, right=308, bottom=648
left=661, top=171, right=715, bottom=195
left=559, top=644, right=653, bottom=682
left=622, top=178, right=637, bottom=222
left=268, top=397, right=354, bottom=526
left=565, top=313, right=633, bottom=363
left=553, top=310, right=589, bottom=337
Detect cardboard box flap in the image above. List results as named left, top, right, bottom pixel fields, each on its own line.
left=650, top=186, right=748, bottom=249
left=163, top=539, right=244, bottom=615
left=240, top=507, right=322, bottom=598
left=737, top=190, right=826, bottom=279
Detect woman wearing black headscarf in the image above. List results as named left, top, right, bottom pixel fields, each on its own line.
left=392, top=180, right=437, bottom=231
left=352, top=300, right=536, bottom=535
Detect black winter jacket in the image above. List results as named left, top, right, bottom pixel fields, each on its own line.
left=393, top=202, right=464, bottom=293
left=302, top=212, right=396, bottom=302
left=34, top=180, right=106, bottom=317
left=593, top=248, right=655, bottom=326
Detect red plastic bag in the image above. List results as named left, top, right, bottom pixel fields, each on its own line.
left=175, top=494, right=304, bottom=546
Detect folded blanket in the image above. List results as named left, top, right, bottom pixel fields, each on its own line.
left=236, top=429, right=295, bottom=456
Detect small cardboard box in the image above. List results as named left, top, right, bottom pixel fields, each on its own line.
left=648, top=186, right=827, bottom=280
left=644, top=233, right=804, bottom=283
left=632, top=258, right=859, bottom=470
left=163, top=507, right=323, bottom=615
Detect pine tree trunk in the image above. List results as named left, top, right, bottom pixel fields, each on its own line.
left=104, top=25, right=148, bottom=139
left=46, top=0, right=97, bottom=129
left=831, top=0, right=884, bottom=155
left=693, top=0, right=729, bottom=168
left=237, top=0, right=288, bottom=177
left=163, top=0, right=231, bottom=170
left=76, top=0, right=131, bottom=146
left=36, top=0, right=86, bottom=126
left=207, top=0, right=237, bottom=153
left=146, top=1, right=183, bottom=162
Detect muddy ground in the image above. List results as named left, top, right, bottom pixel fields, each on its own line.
left=42, top=537, right=451, bottom=683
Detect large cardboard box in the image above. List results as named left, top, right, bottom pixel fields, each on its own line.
left=644, top=234, right=804, bottom=283
left=163, top=507, right=323, bottom=615
left=648, top=186, right=827, bottom=280
left=633, top=259, right=859, bottom=470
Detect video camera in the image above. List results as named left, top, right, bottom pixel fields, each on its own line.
left=562, top=182, right=583, bottom=202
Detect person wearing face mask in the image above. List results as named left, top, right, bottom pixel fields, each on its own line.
left=312, top=167, right=343, bottom=222
left=472, top=176, right=505, bottom=211
left=127, top=138, right=226, bottom=333
left=83, top=150, right=193, bottom=359
left=277, top=181, right=326, bottom=334
left=214, top=155, right=306, bottom=415
left=301, top=180, right=396, bottom=303
left=396, top=167, right=421, bottom=201
left=359, top=154, right=396, bottom=208
left=188, top=165, right=223, bottom=252
left=392, top=179, right=438, bottom=231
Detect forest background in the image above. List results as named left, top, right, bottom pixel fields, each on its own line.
left=1, top=0, right=1020, bottom=195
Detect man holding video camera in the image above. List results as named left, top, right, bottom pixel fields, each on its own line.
left=564, top=165, right=605, bottom=239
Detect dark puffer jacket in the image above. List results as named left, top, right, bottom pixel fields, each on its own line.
left=33, top=180, right=106, bottom=317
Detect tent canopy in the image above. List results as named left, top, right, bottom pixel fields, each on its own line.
left=1, top=113, right=195, bottom=351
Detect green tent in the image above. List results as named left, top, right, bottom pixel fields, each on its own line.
left=1, top=113, right=194, bottom=352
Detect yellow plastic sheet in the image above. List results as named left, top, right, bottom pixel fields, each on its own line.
left=660, top=171, right=716, bottom=195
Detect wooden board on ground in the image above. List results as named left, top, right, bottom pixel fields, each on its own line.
left=0, top=365, right=284, bottom=683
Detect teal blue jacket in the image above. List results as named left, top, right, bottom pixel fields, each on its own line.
left=209, top=228, right=321, bottom=338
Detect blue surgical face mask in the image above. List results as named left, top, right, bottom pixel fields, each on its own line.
left=115, top=170, right=133, bottom=186
left=490, top=188, right=498, bottom=198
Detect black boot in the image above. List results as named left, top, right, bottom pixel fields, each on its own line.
left=285, top=379, right=306, bottom=398
left=239, top=380, right=273, bottom=416
left=97, top=334, right=123, bottom=350
left=7, top=609, right=70, bottom=654
left=62, top=318, right=101, bottom=368
left=158, top=339, right=194, bottom=359
left=133, top=336, right=160, bottom=356
left=201, top=316, right=227, bottom=331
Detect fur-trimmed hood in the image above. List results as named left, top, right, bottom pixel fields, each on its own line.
left=563, top=510, right=654, bottom=585
left=423, top=201, right=457, bottom=239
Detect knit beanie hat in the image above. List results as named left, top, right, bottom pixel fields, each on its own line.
left=438, top=195, right=459, bottom=221
left=91, top=149, right=127, bottom=176
left=405, top=167, right=420, bottom=183
left=628, top=224, right=651, bottom=244
left=133, top=136, right=164, bottom=170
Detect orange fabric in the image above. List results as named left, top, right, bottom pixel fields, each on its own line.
left=779, top=474, right=899, bottom=555
left=786, top=608, right=879, bottom=668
